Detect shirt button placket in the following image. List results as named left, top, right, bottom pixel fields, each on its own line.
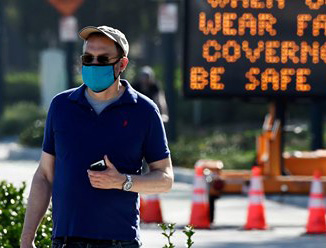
left=89, top=108, right=97, bottom=118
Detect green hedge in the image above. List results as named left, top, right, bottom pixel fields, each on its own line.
left=4, top=82, right=40, bottom=106
left=0, top=102, right=46, bottom=137
left=19, top=119, right=45, bottom=147
left=170, top=130, right=259, bottom=170
left=4, top=72, right=40, bottom=105
left=0, top=181, right=52, bottom=247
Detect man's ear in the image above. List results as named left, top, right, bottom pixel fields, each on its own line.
left=120, top=57, right=129, bottom=72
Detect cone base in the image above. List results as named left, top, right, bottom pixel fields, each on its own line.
left=190, top=203, right=210, bottom=229
left=244, top=204, right=267, bottom=230
left=141, top=201, right=163, bottom=223
left=306, top=230, right=326, bottom=235
left=306, top=208, right=326, bottom=234
left=244, top=226, right=268, bottom=230
left=139, top=197, right=145, bottom=219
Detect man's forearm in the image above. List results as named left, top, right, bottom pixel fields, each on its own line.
left=21, top=170, right=52, bottom=244
left=87, top=157, right=174, bottom=194
left=131, top=169, right=173, bottom=194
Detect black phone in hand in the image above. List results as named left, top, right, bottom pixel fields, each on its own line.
left=90, top=160, right=107, bottom=171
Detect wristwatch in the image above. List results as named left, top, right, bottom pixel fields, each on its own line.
left=122, top=174, right=133, bottom=191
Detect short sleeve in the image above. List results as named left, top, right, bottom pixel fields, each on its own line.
left=42, top=100, right=56, bottom=156
left=143, top=107, right=170, bottom=163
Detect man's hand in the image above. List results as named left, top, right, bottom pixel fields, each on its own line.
left=20, top=243, right=36, bottom=248
left=20, top=238, right=36, bottom=248
left=87, top=155, right=126, bottom=189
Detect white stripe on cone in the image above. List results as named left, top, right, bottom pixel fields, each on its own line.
left=145, top=194, right=160, bottom=201
left=248, top=177, right=265, bottom=203
left=192, top=175, right=208, bottom=203
left=308, top=178, right=325, bottom=208
left=193, top=175, right=207, bottom=190
left=251, top=177, right=264, bottom=192
left=249, top=194, right=264, bottom=205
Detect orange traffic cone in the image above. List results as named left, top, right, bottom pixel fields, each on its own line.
left=244, top=166, right=267, bottom=230
left=139, top=195, right=146, bottom=221
left=189, top=164, right=210, bottom=228
left=306, top=170, right=326, bottom=234
left=141, top=194, right=163, bottom=223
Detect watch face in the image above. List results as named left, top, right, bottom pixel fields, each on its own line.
left=124, top=182, right=133, bottom=191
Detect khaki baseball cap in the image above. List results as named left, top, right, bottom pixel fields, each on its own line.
left=79, top=26, right=129, bottom=56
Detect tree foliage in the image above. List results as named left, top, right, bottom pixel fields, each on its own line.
left=0, top=181, right=52, bottom=247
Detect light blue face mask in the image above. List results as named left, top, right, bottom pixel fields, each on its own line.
left=82, top=64, right=120, bottom=93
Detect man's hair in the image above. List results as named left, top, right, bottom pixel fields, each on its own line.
left=114, top=41, right=124, bottom=58
left=83, top=32, right=125, bottom=57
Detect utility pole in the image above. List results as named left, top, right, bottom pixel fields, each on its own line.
left=48, top=0, right=83, bottom=89
left=158, top=0, right=178, bottom=142
left=310, top=99, right=324, bottom=150
left=274, top=99, right=286, bottom=175
left=65, top=41, right=75, bottom=89
left=0, top=1, right=4, bottom=116
left=59, top=16, right=78, bottom=89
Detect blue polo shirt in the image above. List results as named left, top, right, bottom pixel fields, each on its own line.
left=42, top=80, right=170, bottom=241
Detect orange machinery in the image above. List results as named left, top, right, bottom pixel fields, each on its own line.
left=220, top=105, right=326, bottom=194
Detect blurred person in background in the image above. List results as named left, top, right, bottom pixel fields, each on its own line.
left=200, top=160, right=225, bottom=224
left=207, top=169, right=225, bottom=223
left=132, top=66, right=169, bottom=123
left=132, top=66, right=169, bottom=175
left=20, top=25, right=173, bottom=248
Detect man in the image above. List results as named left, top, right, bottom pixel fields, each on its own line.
left=20, top=26, right=174, bottom=248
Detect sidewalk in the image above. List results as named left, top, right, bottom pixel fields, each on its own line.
left=0, top=136, right=41, bottom=161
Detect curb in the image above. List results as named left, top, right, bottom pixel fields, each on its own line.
left=173, top=167, right=194, bottom=184
left=0, top=142, right=41, bottom=161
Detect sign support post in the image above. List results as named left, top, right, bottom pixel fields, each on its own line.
left=274, top=99, right=286, bottom=175
left=0, top=1, right=4, bottom=116
left=158, top=1, right=178, bottom=142
left=59, top=16, right=78, bottom=89
left=65, top=41, right=74, bottom=89
left=310, top=100, right=324, bottom=150
left=49, top=0, right=83, bottom=89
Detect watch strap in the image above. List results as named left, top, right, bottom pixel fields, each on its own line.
left=122, top=174, right=133, bottom=191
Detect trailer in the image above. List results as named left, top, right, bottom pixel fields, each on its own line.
left=221, top=104, right=326, bottom=194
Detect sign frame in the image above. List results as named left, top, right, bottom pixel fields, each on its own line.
left=183, top=0, right=326, bottom=99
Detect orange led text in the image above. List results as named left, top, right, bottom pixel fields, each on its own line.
left=199, top=12, right=277, bottom=36
left=245, top=68, right=312, bottom=91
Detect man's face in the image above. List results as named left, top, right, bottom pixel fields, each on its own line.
left=84, top=36, right=121, bottom=74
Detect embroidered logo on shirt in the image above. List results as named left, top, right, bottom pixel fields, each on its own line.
left=123, top=120, right=128, bottom=127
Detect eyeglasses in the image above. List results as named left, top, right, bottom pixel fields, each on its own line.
left=80, top=54, right=121, bottom=65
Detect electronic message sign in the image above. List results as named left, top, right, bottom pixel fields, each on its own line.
left=184, top=0, right=326, bottom=98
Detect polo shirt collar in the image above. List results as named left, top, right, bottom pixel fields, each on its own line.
left=68, top=79, right=138, bottom=106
